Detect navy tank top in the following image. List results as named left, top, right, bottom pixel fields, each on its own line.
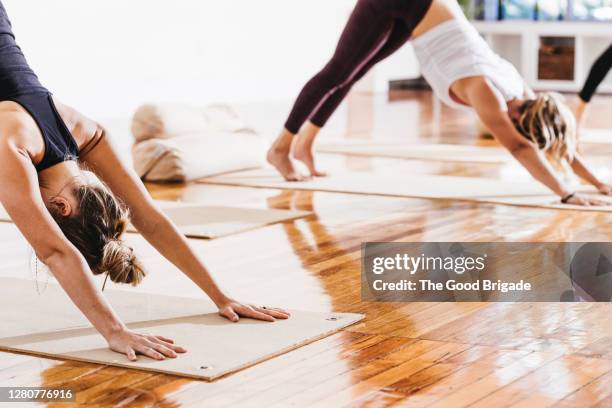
left=0, top=2, right=78, bottom=171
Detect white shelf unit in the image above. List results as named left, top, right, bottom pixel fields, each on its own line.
left=472, top=21, right=612, bottom=93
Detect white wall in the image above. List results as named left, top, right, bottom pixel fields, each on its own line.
left=3, top=0, right=419, bottom=120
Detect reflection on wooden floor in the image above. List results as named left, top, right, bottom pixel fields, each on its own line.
left=1, top=91, right=611, bottom=407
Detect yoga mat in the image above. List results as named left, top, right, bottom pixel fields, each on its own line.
left=199, top=168, right=612, bottom=212
left=0, top=278, right=363, bottom=381
left=581, top=128, right=612, bottom=145
left=0, top=201, right=311, bottom=239
left=317, top=142, right=513, bottom=164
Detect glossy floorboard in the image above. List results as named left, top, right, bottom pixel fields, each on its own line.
left=0, top=91, right=610, bottom=407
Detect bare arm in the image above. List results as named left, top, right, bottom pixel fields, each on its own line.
left=0, top=108, right=189, bottom=360
left=569, top=154, right=612, bottom=195
left=80, top=123, right=288, bottom=322
left=466, top=79, right=572, bottom=196
left=465, top=79, right=608, bottom=205
left=0, top=132, right=188, bottom=360
left=463, top=79, right=607, bottom=206
left=0, top=138, right=125, bottom=335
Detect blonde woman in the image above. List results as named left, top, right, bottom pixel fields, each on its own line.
left=0, top=2, right=289, bottom=362
left=267, top=0, right=611, bottom=205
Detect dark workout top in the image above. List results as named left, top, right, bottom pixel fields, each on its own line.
left=0, top=1, right=78, bottom=172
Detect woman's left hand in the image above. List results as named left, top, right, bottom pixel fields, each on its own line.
left=597, top=183, right=612, bottom=195
left=217, top=298, right=291, bottom=322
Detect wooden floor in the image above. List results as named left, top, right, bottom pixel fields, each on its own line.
left=1, top=91, right=611, bottom=407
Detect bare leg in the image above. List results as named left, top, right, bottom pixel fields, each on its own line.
left=266, top=128, right=308, bottom=181
left=574, top=99, right=589, bottom=129
left=292, top=122, right=326, bottom=177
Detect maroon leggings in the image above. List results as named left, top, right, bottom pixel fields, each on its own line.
left=284, top=0, right=432, bottom=134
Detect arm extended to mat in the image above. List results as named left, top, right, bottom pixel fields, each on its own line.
left=0, top=123, right=184, bottom=361
left=569, top=153, right=612, bottom=195
left=464, top=78, right=605, bottom=206
left=81, top=123, right=288, bottom=323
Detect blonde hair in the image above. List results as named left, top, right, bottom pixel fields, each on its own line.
left=50, top=181, right=146, bottom=287
left=514, top=92, right=577, bottom=164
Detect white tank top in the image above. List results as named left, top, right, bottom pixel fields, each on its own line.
left=412, top=19, right=525, bottom=112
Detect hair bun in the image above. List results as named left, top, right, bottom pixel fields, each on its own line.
left=99, top=239, right=146, bottom=286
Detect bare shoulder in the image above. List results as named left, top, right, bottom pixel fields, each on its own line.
left=0, top=102, right=43, bottom=153
left=455, top=76, right=491, bottom=92
left=449, top=75, right=491, bottom=106
left=51, top=98, right=101, bottom=149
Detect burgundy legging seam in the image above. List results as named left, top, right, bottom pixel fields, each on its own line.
left=306, top=27, right=393, bottom=128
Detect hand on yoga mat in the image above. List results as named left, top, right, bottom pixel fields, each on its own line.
left=565, top=194, right=610, bottom=207
left=597, top=184, right=612, bottom=196
left=217, top=298, right=291, bottom=322
left=107, top=329, right=187, bottom=361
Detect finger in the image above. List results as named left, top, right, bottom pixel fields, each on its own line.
left=146, top=340, right=177, bottom=358
left=237, top=306, right=275, bottom=322
left=220, top=308, right=240, bottom=322
left=150, top=336, right=186, bottom=352
left=134, top=343, right=165, bottom=360
left=158, top=339, right=187, bottom=353
left=254, top=306, right=290, bottom=319
left=155, top=335, right=175, bottom=344
left=126, top=346, right=137, bottom=362
left=262, top=307, right=291, bottom=316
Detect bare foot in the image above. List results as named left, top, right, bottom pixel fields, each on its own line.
left=293, top=135, right=327, bottom=177
left=266, top=146, right=307, bottom=182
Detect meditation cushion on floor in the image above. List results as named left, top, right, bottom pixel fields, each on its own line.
left=132, top=103, right=252, bottom=142
left=131, top=103, right=266, bottom=182
left=132, top=132, right=265, bottom=182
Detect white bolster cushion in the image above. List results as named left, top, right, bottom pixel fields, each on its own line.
left=132, top=130, right=266, bottom=182
left=132, top=103, right=250, bottom=142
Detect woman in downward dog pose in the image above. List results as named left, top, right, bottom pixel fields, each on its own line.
left=0, top=2, right=288, bottom=361
left=267, top=0, right=611, bottom=205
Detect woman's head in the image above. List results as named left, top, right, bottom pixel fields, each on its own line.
left=511, top=92, right=577, bottom=163
left=48, top=172, right=146, bottom=286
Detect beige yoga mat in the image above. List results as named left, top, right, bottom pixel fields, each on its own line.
left=199, top=168, right=612, bottom=212
left=0, top=201, right=311, bottom=239
left=581, top=128, right=612, bottom=145
left=0, top=278, right=363, bottom=381
left=317, top=142, right=513, bottom=164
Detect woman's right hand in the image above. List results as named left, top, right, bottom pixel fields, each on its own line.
left=106, top=328, right=187, bottom=361
left=564, top=194, right=610, bottom=207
